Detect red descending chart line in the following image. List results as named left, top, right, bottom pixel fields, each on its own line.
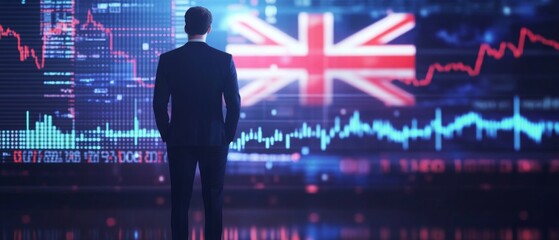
left=0, top=24, right=43, bottom=68
left=0, top=10, right=155, bottom=88
left=402, top=27, right=559, bottom=86
left=0, top=20, right=76, bottom=70
left=80, top=10, right=154, bottom=88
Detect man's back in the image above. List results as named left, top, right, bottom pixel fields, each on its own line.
left=153, top=6, right=239, bottom=240
left=153, top=42, right=240, bottom=146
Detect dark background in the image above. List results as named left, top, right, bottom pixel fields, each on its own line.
left=1, top=0, right=559, bottom=239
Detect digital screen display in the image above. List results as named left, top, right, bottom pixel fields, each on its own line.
left=1, top=0, right=559, bottom=189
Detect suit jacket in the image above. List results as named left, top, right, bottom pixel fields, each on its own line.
left=153, top=42, right=240, bottom=146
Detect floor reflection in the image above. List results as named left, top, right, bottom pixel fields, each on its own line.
left=2, top=207, right=558, bottom=240
left=7, top=227, right=558, bottom=240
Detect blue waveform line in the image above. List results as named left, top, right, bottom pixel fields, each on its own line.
left=1, top=97, right=558, bottom=151
left=230, top=97, right=559, bottom=151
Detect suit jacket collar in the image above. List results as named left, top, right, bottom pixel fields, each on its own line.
left=186, top=41, right=207, bottom=45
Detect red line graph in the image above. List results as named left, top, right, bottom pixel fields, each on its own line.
left=0, top=24, right=44, bottom=68
left=0, top=20, right=76, bottom=70
left=80, top=10, right=154, bottom=88
left=401, top=27, right=559, bottom=86
left=0, top=10, right=154, bottom=88
left=2, top=15, right=559, bottom=89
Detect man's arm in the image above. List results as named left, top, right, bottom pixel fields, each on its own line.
left=153, top=55, right=171, bottom=142
left=223, top=56, right=241, bottom=143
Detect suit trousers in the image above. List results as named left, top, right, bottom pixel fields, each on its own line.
left=167, top=145, right=229, bottom=240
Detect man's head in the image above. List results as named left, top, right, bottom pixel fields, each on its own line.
left=184, top=6, right=212, bottom=37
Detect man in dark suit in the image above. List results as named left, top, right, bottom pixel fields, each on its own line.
left=152, top=6, right=240, bottom=240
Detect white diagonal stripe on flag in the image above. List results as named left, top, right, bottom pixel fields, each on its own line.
left=228, top=12, right=416, bottom=106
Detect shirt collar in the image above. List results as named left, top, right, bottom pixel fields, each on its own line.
left=188, top=39, right=206, bottom=43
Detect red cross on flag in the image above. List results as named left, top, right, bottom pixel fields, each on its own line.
left=227, top=12, right=416, bottom=106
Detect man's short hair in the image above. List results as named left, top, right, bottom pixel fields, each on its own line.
left=184, top=6, right=212, bottom=35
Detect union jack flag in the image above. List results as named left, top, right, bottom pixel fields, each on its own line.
left=227, top=12, right=416, bottom=106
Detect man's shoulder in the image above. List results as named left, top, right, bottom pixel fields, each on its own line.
left=205, top=45, right=232, bottom=59
left=160, top=44, right=231, bottom=59
left=159, top=47, right=181, bottom=59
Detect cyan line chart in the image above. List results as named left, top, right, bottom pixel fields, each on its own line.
left=230, top=97, right=559, bottom=152
left=1, top=97, right=558, bottom=151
